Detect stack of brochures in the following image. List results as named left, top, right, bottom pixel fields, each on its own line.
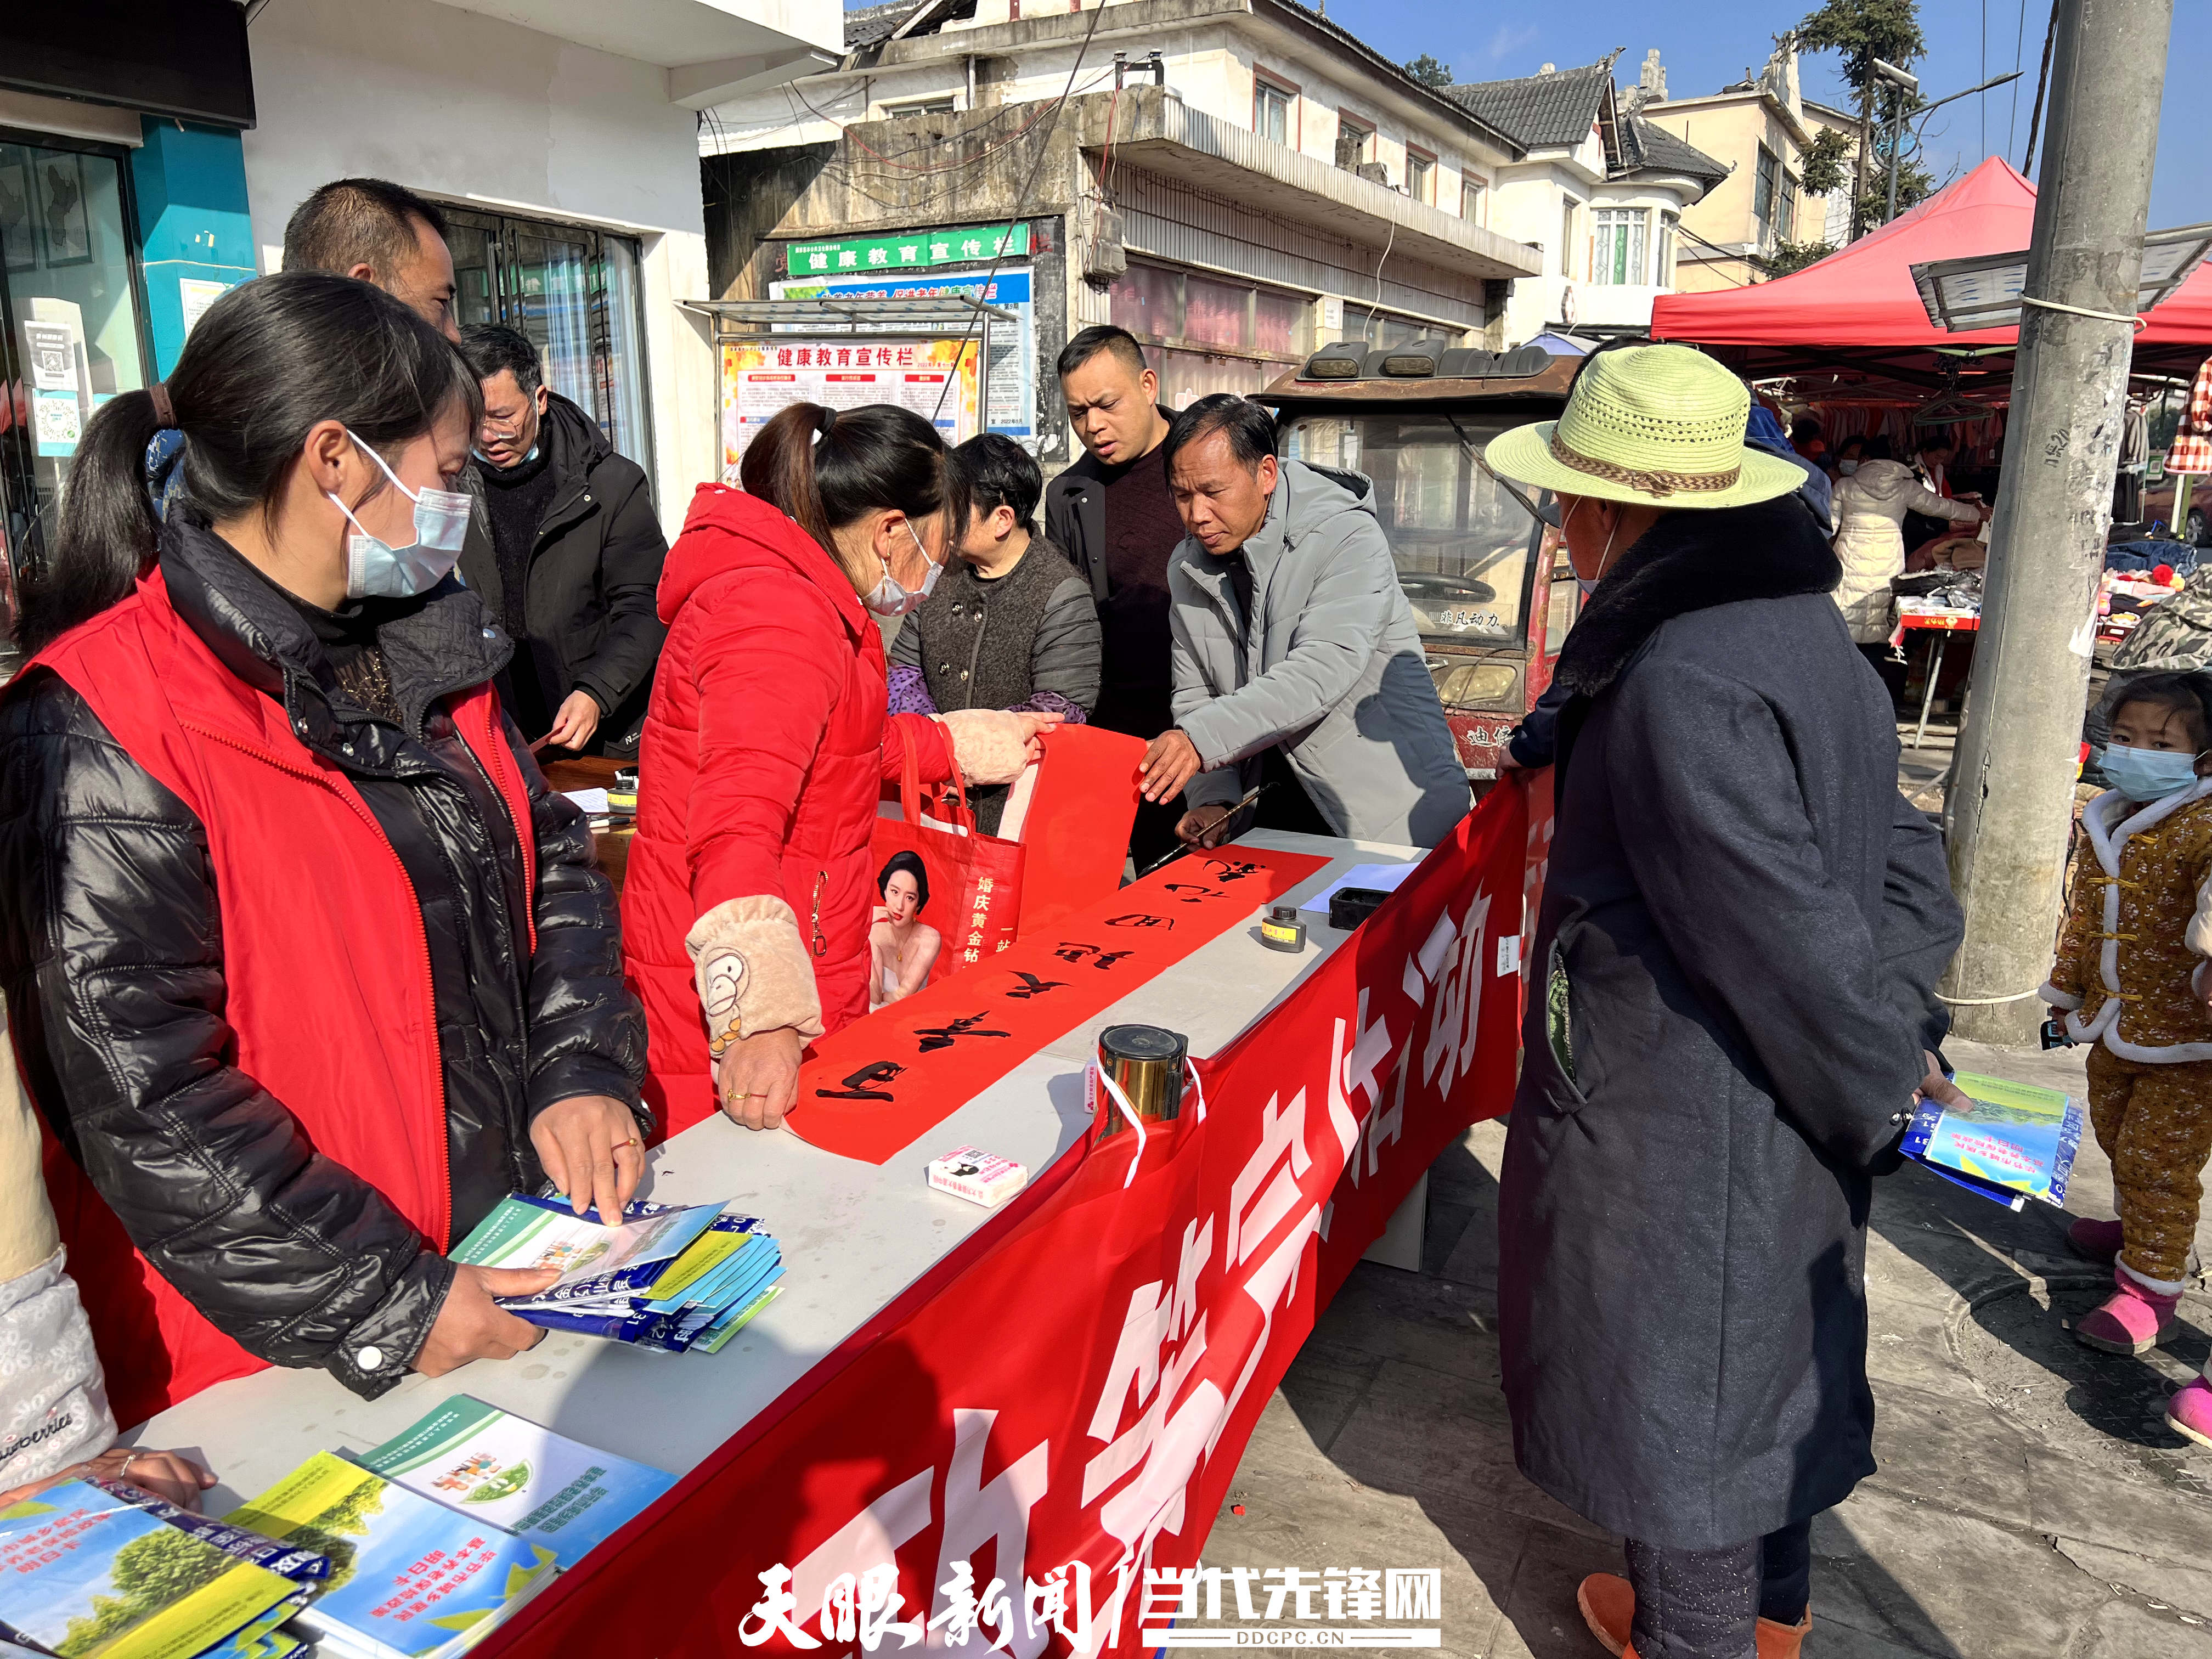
left=1, top=1475, right=323, bottom=1659
left=1902, top=1069, right=2086, bottom=1212
left=227, top=1453, right=559, bottom=1659
left=448, top=1193, right=783, bottom=1354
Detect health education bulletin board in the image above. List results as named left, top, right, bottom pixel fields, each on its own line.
left=770, top=268, right=1036, bottom=449
left=720, top=337, right=981, bottom=473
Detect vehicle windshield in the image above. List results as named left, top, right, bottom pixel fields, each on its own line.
left=1279, top=413, right=1541, bottom=646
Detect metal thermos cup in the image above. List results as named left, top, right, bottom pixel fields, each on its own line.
left=1093, top=1024, right=1187, bottom=1139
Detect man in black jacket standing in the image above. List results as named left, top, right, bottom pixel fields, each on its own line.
left=458, top=325, right=668, bottom=754
left=1045, top=325, right=1183, bottom=868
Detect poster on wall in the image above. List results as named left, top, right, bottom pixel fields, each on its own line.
left=720, top=337, right=980, bottom=475
left=770, top=268, right=1035, bottom=448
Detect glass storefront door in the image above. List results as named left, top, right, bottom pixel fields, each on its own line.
left=446, top=207, right=652, bottom=475
left=0, top=132, right=151, bottom=651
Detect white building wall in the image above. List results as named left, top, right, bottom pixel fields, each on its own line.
left=245, top=0, right=718, bottom=535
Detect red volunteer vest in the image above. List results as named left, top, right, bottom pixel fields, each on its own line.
left=14, top=573, right=537, bottom=1427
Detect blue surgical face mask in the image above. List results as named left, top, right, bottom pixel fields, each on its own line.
left=327, top=429, right=472, bottom=600
left=1837, top=458, right=1860, bottom=476
left=2101, top=742, right=2205, bottom=802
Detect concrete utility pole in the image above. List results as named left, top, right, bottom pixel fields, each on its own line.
left=1940, top=0, right=2174, bottom=1045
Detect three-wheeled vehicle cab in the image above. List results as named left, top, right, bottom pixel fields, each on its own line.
left=1256, top=342, right=1578, bottom=781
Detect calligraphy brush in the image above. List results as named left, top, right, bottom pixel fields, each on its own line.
left=1133, top=782, right=1271, bottom=880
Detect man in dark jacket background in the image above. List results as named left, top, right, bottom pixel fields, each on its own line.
left=1045, top=325, right=1183, bottom=868
left=458, top=325, right=668, bottom=754
left=1485, top=346, right=1966, bottom=1659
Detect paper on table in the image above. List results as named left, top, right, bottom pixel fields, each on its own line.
left=562, top=787, right=611, bottom=815
left=1298, top=861, right=1417, bottom=914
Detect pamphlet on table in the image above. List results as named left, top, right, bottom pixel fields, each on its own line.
left=358, top=1396, right=675, bottom=1563
left=0, top=1477, right=303, bottom=1659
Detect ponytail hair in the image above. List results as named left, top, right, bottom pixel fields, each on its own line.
left=20, top=270, right=480, bottom=655
left=739, top=402, right=951, bottom=590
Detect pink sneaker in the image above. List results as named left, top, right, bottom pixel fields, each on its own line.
left=2075, top=1266, right=2182, bottom=1355
left=2169, top=1377, right=2212, bottom=1448
left=2067, top=1216, right=2124, bottom=1265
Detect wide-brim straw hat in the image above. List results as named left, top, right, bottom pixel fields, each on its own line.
left=1486, top=342, right=1806, bottom=510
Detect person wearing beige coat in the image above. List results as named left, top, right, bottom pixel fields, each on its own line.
left=0, top=1055, right=215, bottom=1508
left=1830, top=454, right=1984, bottom=645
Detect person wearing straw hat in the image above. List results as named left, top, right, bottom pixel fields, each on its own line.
left=1487, top=344, right=1965, bottom=1659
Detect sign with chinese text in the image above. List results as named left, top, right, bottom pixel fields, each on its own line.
left=720, top=337, right=981, bottom=471
left=785, top=223, right=1031, bottom=278
left=773, top=268, right=1036, bottom=444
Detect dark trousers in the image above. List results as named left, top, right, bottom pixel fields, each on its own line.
left=1858, top=641, right=1908, bottom=709
left=1625, top=1518, right=1812, bottom=1659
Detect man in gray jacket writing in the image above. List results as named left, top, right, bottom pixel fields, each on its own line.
left=1138, top=396, right=1470, bottom=851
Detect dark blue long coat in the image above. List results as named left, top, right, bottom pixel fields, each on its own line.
left=1499, top=494, right=1962, bottom=1550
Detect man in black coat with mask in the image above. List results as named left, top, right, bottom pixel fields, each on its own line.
left=458, top=324, right=667, bottom=754
left=1484, top=345, right=1966, bottom=1659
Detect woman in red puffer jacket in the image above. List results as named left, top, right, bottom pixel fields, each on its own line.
left=623, top=403, right=1055, bottom=1139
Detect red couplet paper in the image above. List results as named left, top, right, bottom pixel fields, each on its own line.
left=785, top=845, right=1329, bottom=1164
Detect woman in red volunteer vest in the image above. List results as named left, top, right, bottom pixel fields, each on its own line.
left=623, top=402, right=1054, bottom=1139
left=0, top=273, right=650, bottom=1426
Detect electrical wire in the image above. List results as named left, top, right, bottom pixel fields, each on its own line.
left=1361, top=219, right=1396, bottom=337
left=2007, top=0, right=2028, bottom=158
left=932, top=0, right=1112, bottom=422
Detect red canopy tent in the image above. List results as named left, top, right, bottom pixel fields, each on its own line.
left=1649, top=156, right=2212, bottom=393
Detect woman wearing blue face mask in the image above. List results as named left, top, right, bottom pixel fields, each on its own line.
left=623, top=402, right=1059, bottom=1140
left=0, top=272, right=649, bottom=1425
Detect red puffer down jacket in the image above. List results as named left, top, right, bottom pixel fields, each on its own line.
left=623, top=485, right=954, bottom=1137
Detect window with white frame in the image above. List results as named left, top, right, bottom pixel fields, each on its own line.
left=1406, top=150, right=1434, bottom=204
left=1591, top=207, right=1649, bottom=286
left=1658, top=211, right=1678, bottom=284
left=1460, top=177, right=1485, bottom=222
left=1254, top=77, right=1293, bottom=145
left=1559, top=199, right=1580, bottom=279
left=885, top=97, right=955, bottom=119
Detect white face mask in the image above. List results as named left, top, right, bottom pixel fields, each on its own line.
left=862, top=522, right=945, bottom=617
left=1838, top=458, right=1860, bottom=475
left=1568, top=499, right=1622, bottom=596
left=326, top=430, right=471, bottom=600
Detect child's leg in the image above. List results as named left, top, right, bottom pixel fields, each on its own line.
left=2111, top=1057, right=2212, bottom=1287
left=2086, top=1042, right=2134, bottom=1168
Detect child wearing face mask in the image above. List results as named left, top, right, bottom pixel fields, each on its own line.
left=2042, top=672, right=2212, bottom=1434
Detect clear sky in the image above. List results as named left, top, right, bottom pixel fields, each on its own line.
left=1333, top=0, right=2205, bottom=230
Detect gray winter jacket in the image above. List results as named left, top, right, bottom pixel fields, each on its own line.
left=1167, top=460, right=1469, bottom=848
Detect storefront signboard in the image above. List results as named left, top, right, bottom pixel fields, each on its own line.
left=783, top=223, right=1030, bottom=279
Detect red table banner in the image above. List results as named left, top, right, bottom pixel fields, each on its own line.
left=789, top=846, right=1328, bottom=1164
left=484, top=776, right=1536, bottom=1659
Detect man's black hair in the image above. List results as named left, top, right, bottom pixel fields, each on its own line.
left=283, top=178, right=451, bottom=279
left=1790, top=416, right=1823, bottom=443
left=1163, top=393, right=1277, bottom=472
left=1057, top=324, right=1149, bottom=381
left=460, top=323, right=544, bottom=396
left=952, top=432, right=1041, bottom=538
left=1915, top=431, right=1957, bottom=453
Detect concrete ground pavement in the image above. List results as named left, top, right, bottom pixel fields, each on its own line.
left=1200, top=1035, right=2212, bottom=1658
